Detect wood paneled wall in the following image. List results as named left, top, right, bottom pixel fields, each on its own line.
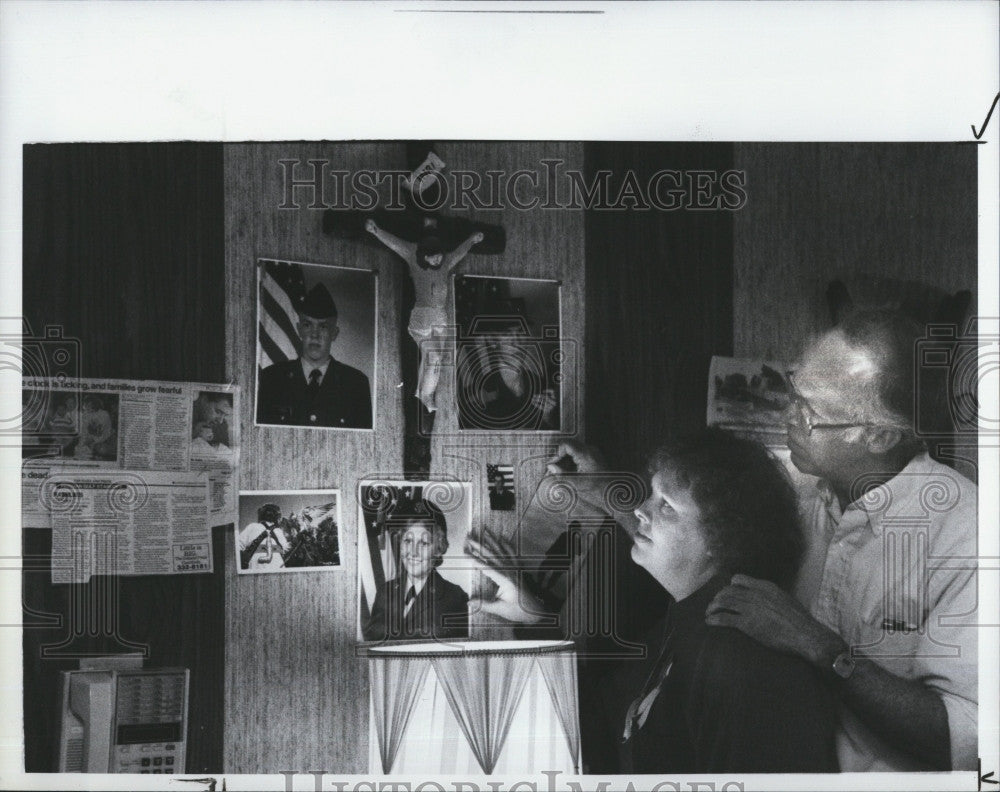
left=26, top=141, right=976, bottom=775
left=223, top=143, right=586, bottom=769
left=21, top=143, right=226, bottom=772
left=223, top=143, right=407, bottom=772
left=427, top=143, right=586, bottom=639
left=22, top=144, right=225, bottom=381
left=732, top=143, right=979, bottom=479
left=584, top=143, right=735, bottom=474
left=732, top=143, right=978, bottom=362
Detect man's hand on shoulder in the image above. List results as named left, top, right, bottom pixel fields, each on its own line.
left=705, top=574, right=844, bottom=667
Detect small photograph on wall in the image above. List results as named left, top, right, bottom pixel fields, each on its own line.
left=191, top=390, right=235, bottom=463
left=454, top=276, right=562, bottom=431
left=487, top=463, right=516, bottom=511
left=236, top=490, right=343, bottom=574
left=255, top=259, right=376, bottom=430
left=706, top=355, right=792, bottom=433
left=358, top=481, right=473, bottom=642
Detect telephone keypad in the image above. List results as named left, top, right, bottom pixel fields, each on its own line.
left=114, top=743, right=182, bottom=773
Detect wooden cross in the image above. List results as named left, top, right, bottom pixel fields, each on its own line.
left=322, top=145, right=508, bottom=475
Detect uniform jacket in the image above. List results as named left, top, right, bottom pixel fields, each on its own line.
left=363, top=570, right=469, bottom=641
left=257, top=357, right=372, bottom=429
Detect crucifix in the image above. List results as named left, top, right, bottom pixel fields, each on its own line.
left=323, top=144, right=507, bottom=474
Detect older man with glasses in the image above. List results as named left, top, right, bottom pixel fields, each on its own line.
left=706, top=308, right=977, bottom=772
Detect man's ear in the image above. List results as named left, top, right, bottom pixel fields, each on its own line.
left=330, top=324, right=340, bottom=344
left=865, top=427, right=903, bottom=455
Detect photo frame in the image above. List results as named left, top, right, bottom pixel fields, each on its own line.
left=357, top=481, right=473, bottom=642
left=254, top=259, right=377, bottom=431
left=453, top=275, right=563, bottom=432
left=236, top=490, right=343, bottom=574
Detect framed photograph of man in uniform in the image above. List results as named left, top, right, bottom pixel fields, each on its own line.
left=357, top=481, right=473, bottom=643
left=255, top=259, right=376, bottom=430
left=454, top=275, right=562, bottom=431
left=236, top=490, right=343, bottom=574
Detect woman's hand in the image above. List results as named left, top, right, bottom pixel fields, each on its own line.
left=365, top=218, right=378, bottom=233
left=465, top=536, right=546, bottom=624
left=545, top=440, right=606, bottom=475
left=472, top=231, right=485, bottom=244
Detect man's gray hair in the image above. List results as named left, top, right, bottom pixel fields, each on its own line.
left=802, top=307, right=927, bottom=436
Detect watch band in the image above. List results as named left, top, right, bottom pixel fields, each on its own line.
left=831, top=650, right=857, bottom=680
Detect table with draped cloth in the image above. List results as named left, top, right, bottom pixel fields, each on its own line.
left=361, top=640, right=581, bottom=776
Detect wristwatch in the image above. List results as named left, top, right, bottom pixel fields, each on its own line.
left=831, top=650, right=857, bottom=680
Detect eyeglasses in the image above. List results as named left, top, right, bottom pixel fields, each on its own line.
left=785, top=373, right=873, bottom=437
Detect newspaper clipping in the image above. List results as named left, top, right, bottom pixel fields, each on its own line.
left=21, top=377, right=239, bottom=582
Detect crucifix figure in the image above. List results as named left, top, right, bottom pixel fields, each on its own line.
left=322, top=145, right=507, bottom=473
left=365, top=217, right=482, bottom=412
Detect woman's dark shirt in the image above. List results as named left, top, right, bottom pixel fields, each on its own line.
left=609, top=575, right=839, bottom=774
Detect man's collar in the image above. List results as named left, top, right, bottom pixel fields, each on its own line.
left=815, top=452, right=931, bottom=536
left=300, top=356, right=332, bottom=380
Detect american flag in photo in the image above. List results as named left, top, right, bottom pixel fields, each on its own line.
left=258, top=260, right=306, bottom=369
left=359, top=485, right=402, bottom=621
left=487, top=464, right=515, bottom=492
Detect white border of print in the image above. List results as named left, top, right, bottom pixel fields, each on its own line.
left=254, top=258, right=378, bottom=432
left=235, top=489, right=344, bottom=576
left=356, top=478, right=474, bottom=642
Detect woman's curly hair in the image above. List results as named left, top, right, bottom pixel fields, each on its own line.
left=648, top=428, right=803, bottom=590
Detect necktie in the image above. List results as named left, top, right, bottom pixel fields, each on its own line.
left=308, top=368, right=321, bottom=400
left=405, top=586, right=416, bottom=606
